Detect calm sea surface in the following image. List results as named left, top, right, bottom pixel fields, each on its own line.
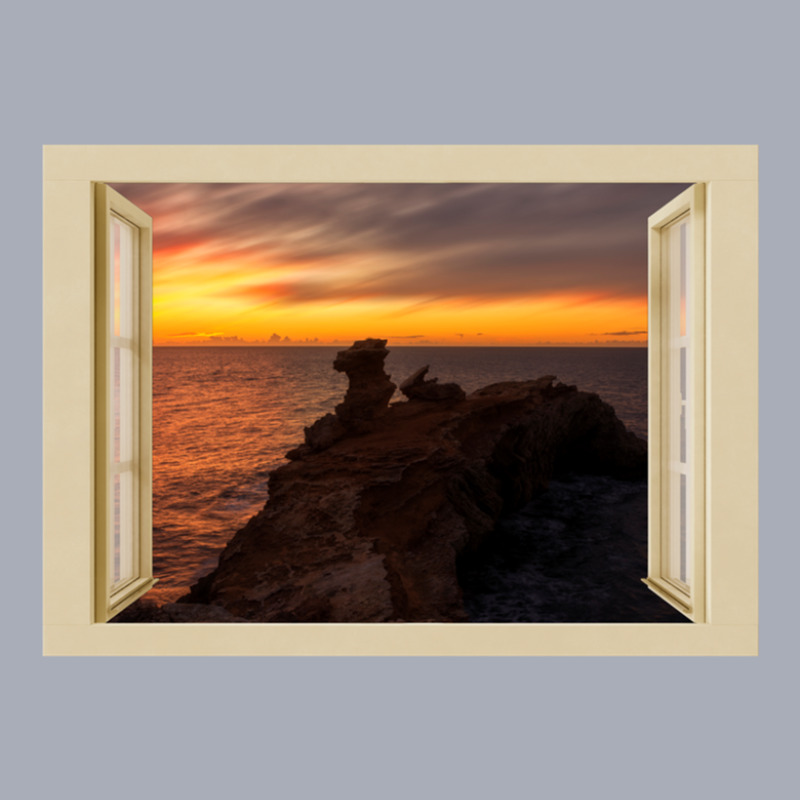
left=151, top=346, right=647, bottom=602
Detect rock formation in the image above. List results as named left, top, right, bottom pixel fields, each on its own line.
left=179, top=340, right=647, bottom=623
left=334, top=337, right=396, bottom=424
left=295, top=338, right=395, bottom=455
left=399, top=365, right=466, bottom=403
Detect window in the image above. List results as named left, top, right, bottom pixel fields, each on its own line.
left=42, top=146, right=758, bottom=655
left=93, top=185, right=156, bottom=621
left=644, top=184, right=706, bottom=621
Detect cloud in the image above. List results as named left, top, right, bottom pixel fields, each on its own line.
left=602, top=330, right=647, bottom=336
left=111, top=181, right=690, bottom=306
left=204, top=335, right=245, bottom=343
left=159, top=332, right=329, bottom=346
left=169, top=331, right=223, bottom=339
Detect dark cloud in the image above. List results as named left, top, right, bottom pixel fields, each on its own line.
left=602, top=330, right=648, bottom=336
left=112, top=182, right=689, bottom=304
left=200, top=335, right=246, bottom=344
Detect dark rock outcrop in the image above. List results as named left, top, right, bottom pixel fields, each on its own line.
left=291, top=338, right=396, bottom=457
left=459, top=475, right=687, bottom=623
left=181, top=341, right=646, bottom=623
left=399, top=365, right=466, bottom=403
left=302, top=412, right=346, bottom=453
left=333, top=337, right=396, bottom=426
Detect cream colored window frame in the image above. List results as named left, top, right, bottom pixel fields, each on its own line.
left=644, top=184, right=707, bottom=621
left=42, top=145, right=758, bottom=656
left=93, top=184, right=156, bottom=621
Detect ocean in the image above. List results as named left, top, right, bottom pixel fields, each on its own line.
left=151, top=345, right=647, bottom=603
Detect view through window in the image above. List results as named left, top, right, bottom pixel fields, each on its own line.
left=107, top=182, right=694, bottom=624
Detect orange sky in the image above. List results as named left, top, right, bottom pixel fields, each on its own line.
left=112, top=183, right=686, bottom=346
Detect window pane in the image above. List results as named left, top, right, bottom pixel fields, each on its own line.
left=667, top=217, right=691, bottom=587
left=679, top=473, right=687, bottom=583
left=680, top=222, right=687, bottom=337
left=109, top=210, right=138, bottom=594
left=112, top=471, right=134, bottom=585
left=680, top=346, right=686, bottom=402
left=112, top=221, right=120, bottom=336
left=112, top=346, right=133, bottom=463
left=680, top=404, right=686, bottom=464
left=111, top=217, right=134, bottom=339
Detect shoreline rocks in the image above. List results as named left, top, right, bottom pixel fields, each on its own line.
left=459, top=474, right=687, bottom=623
left=292, top=337, right=396, bottom=457
left=399, top=365, right=466, bottom=403
left=173, top=341, right=647, bottom=622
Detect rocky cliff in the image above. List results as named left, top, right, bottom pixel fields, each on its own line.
left=179, top=339, right=646, bottom=622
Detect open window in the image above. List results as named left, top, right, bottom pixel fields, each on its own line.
left=644, top=184, right=705, bottom=621
left=42, top=145, right=758, bottom=656
left=93, top=185, right=155, bottom=620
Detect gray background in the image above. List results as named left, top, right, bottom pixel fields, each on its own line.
left=4, top=2, right=796, bottom=797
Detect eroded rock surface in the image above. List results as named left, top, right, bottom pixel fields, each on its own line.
left=333, top=338, right=396, bottom=425
left=294, top=338, right=396, bottom=456
left=459, top=475, right=687, bottom=623
left=399, top=365, right=466, bottom=403
left=180, top=344, right=646, bottom=623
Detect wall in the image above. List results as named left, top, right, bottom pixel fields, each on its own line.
left=5, top=2, right=796, bottom=798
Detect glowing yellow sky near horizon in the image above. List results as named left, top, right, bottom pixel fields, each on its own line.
left=152, top=250, right=648, bottom=347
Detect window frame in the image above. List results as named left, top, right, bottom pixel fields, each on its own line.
left=644, top=184, right=707, bottom=621
left=42, top=145, right=758, bottom=656
left=93, top=184, right=156, bottom=622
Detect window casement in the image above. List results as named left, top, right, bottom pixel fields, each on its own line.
left=42, top=145, right=758, bottom=656
left=644, top=184, right=706, bottom=621
left=93, top=184, right=156, bottom=621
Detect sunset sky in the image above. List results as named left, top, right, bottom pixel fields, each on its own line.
left=110, top=182, right=688, bottom=347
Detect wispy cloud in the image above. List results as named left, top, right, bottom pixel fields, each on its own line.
left=112, top=182, right=688, bottom=306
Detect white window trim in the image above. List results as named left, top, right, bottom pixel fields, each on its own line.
left=42, top=145, right=758, bottom=656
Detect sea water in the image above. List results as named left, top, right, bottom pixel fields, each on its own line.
left=151, top=346, right=647, bottom=602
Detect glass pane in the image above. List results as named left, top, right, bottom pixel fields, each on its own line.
left=680, top=405, right=686, bottom=464
left=112, top=221, right=120, bottom=336
left=111, top=216, right=134, bottom=339
left=666, top=217, right=691, bottom=587
left=680, top=346, right=686, bottom=402
left=109, top=210, right=138, bottom=592
left=680, top=474, right=687, bottom=584
left=112, top=471, right=134, bottom=585
left=680, top=222, right=688, bottom=337
left=112, top=346, right=133, bottom=463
